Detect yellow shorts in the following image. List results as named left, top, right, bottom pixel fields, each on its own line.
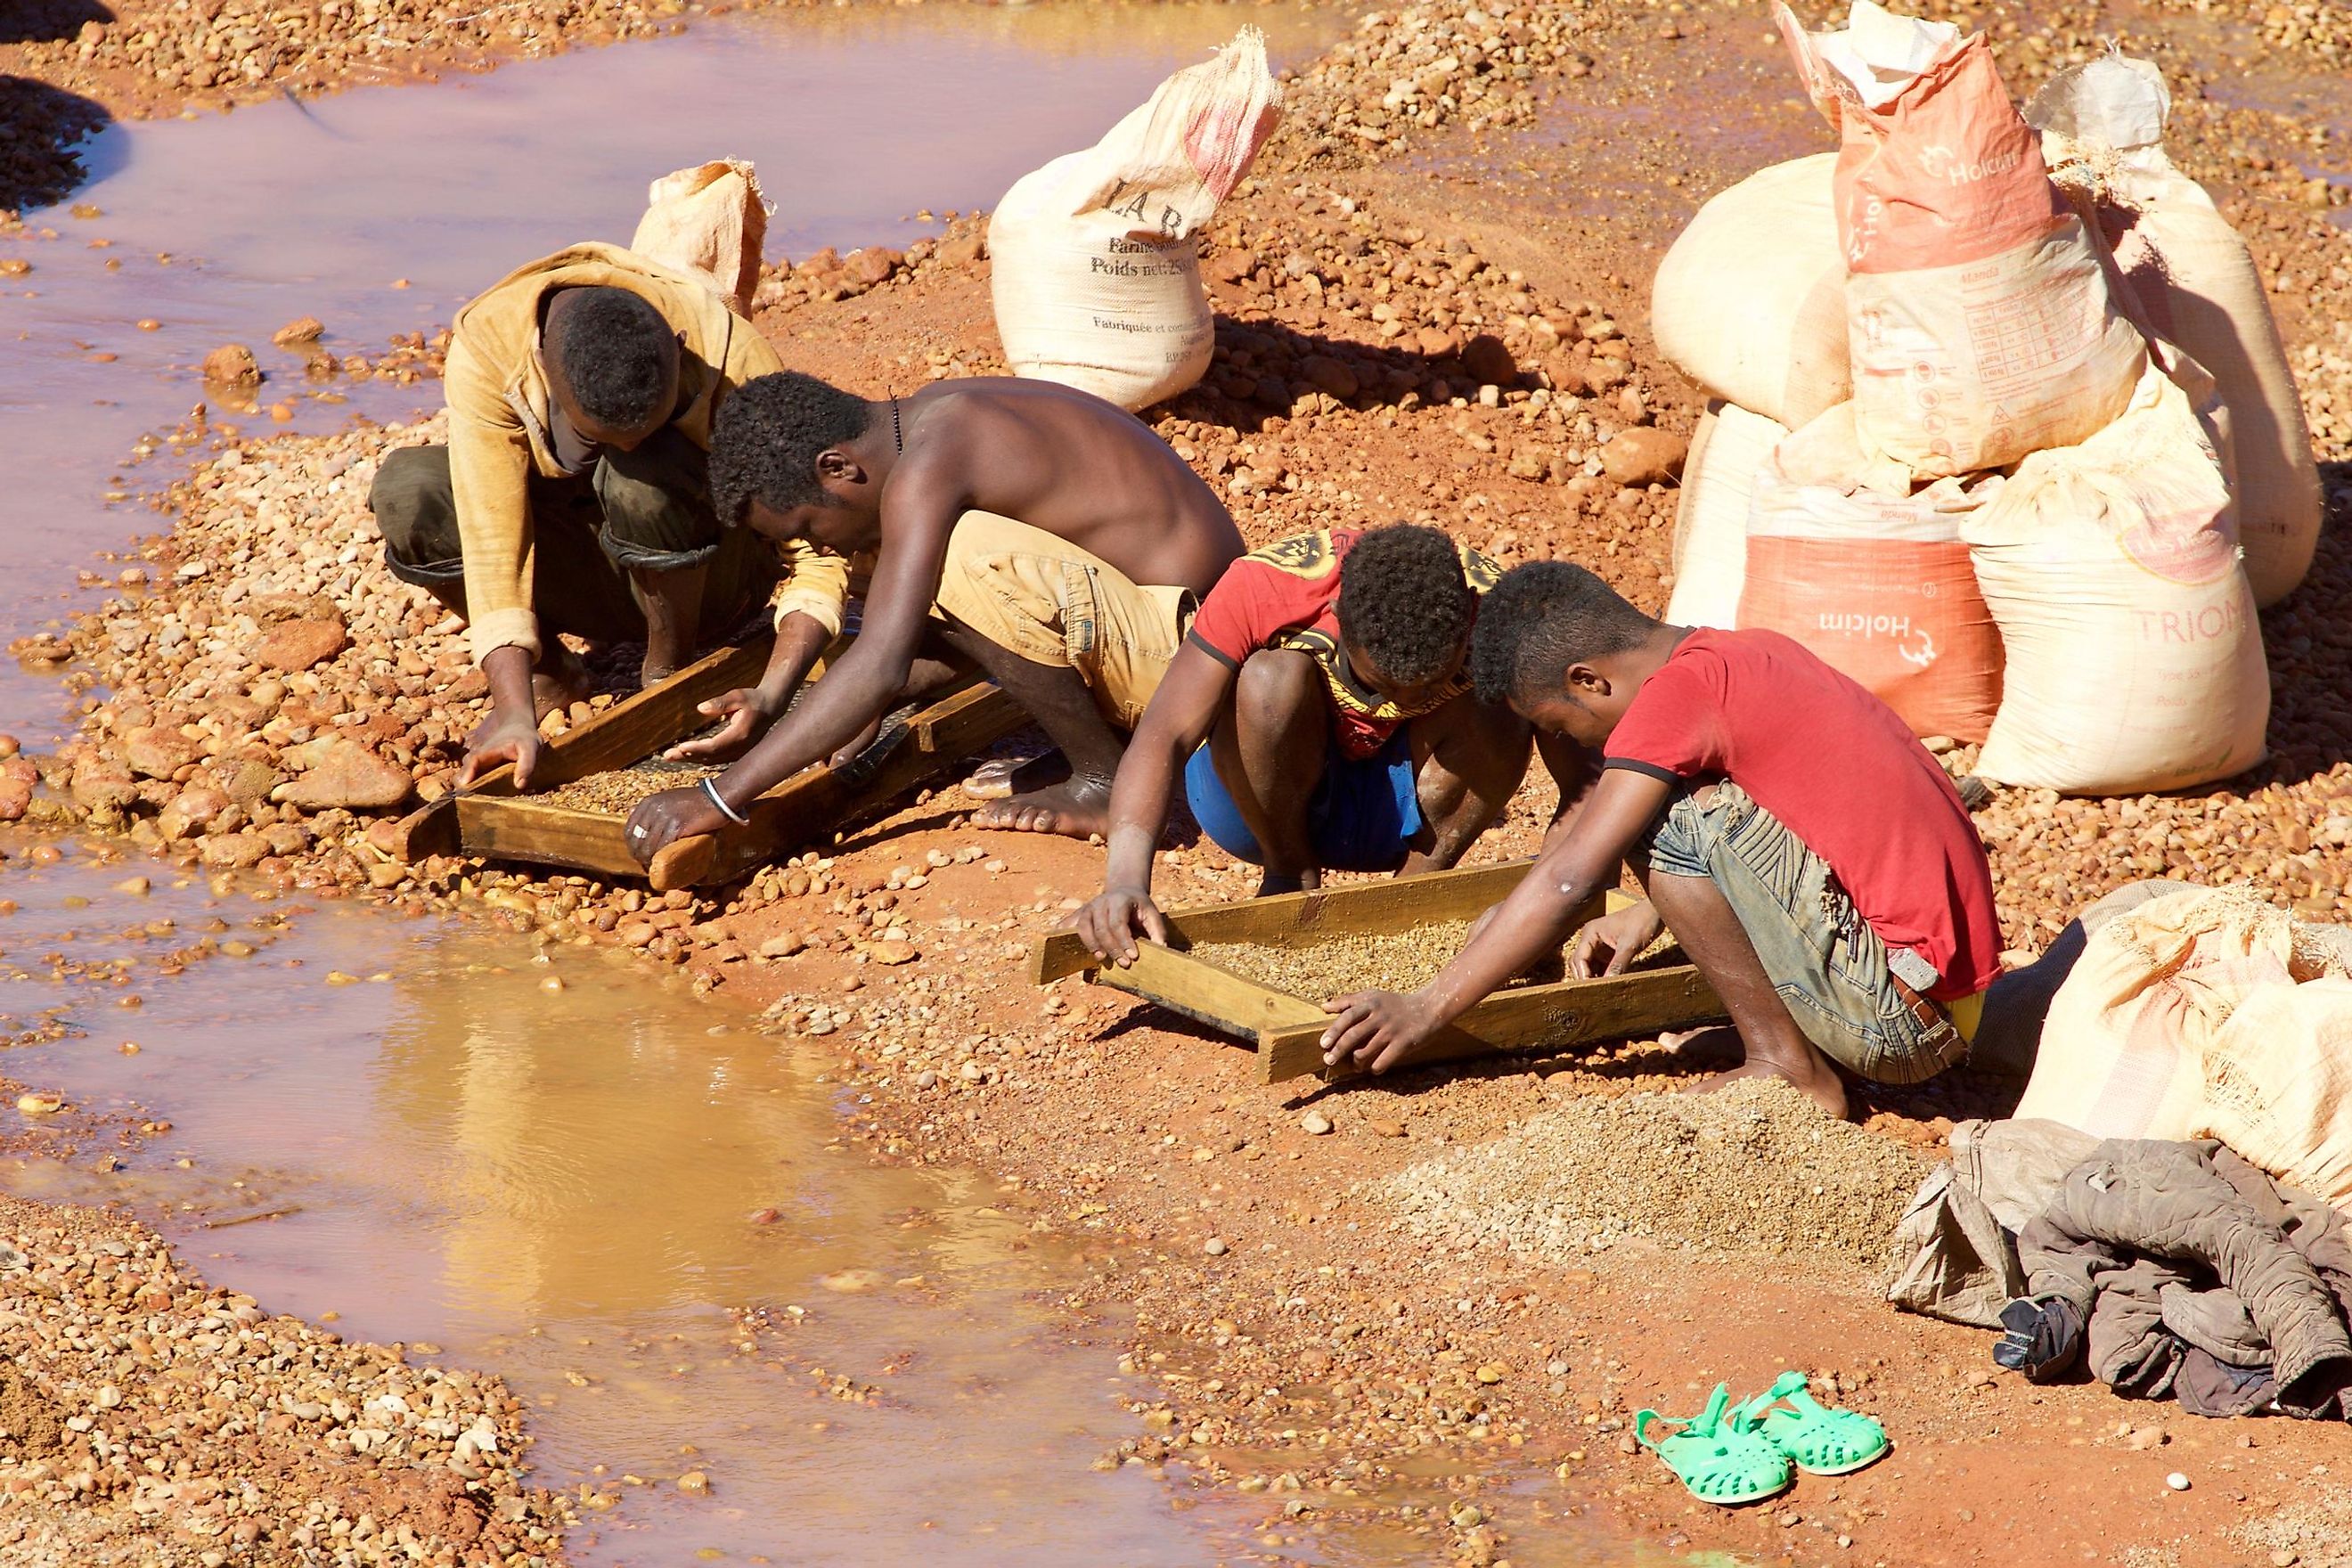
left=930, top=510, right=1193, bottom=730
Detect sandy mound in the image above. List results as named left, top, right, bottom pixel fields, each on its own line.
left=1373, top=1077, right=1926, bottom=1276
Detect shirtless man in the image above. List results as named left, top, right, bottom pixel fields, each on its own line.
left=621, top=371, right=1245, bottom=863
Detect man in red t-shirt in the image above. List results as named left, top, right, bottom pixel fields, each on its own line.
left=1317, top=561, right=2002, bottom=1118
left=1070, top=526, right=1594, bottom=955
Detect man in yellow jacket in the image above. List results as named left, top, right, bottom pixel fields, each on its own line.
left=368, top=243, right=848, bottom=789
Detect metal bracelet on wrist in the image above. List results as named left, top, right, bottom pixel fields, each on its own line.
left=700, top=775, right=750, bottom=827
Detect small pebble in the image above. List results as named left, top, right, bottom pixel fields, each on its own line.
left=1301, top=1110, right=1334, bottom=1135
left=1204, top=1237, right=1229, bottom=1256
left=2167, top=1472, right=2191, bottom=1492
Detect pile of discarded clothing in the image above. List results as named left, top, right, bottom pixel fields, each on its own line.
left=1893, top=1118, right=2352, bottom=1420
left=1890, top=882, right=2352, bottom=1419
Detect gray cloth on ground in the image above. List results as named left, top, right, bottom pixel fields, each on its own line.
left=2019, top=1138, right=2352, bottom=1416
left=2176, top=1350, right=2277, bottom=1419
left=1888, top=1117, right=2098, bottom=1327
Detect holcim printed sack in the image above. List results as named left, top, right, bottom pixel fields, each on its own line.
left=2018, top=886, right=2352, bottom=1208
left=2028, top=53, right=2322, bottom=608
left=1668, top=403, right=1787, bottom=629
left=631, top=159, right=772, bottom=316
left=1963, top=346, right=2268, bottom=795
left=1776, top=1, right=2144, bottom=478
left=1740, top=402, right=2004, bottom=741
left=1652, top=155, right=1850, bottom=430
left=989, top=28, right=1282, bottom=412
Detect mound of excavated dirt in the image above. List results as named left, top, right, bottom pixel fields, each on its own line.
left=1374, top=1077, right=1926, bottom=1276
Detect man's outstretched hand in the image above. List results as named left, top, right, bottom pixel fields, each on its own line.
left=664, top=688, right=779, bottom=764
left=1320, top=988, right=1442, bottom=1075
left=1068, top=886, right=1171, bottom=968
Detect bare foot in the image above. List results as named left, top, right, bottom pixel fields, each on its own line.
left=1680, top=1057, right=1850, bottom=1120
left=1659, top=1025, right=1742, bottom=1064
left=530, top=645, right=594, bottom=721
left=971, top=776, right=1111, bottom=839
left=963, top=751, right=1069, bottom=801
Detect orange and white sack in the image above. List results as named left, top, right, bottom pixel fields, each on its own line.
left=1776, top=2, right=2144, bottom=478
left=1963, top=346, right=2267, bottom=795
left=2017, top=886, right=2352, bottom=1208
left=1739, top=402, right=2003, bottom=741
left=1652, top=155, right=1849, bottom=430
left=630, top=159, right=772, bottom=317
left=1668, top=403, right=1787, bottom=630
left=989, top=28, right=1282, bottom=412
left=2027, top=53, right=2321, bottom=609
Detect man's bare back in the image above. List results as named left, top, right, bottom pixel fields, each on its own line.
left=620, top=369, right=1246, bottom=862
left=889, top=378, right=1242, bottom=594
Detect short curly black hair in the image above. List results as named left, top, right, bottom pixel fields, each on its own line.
left=1335, top=524, right=1477, bottom=688
left=545, top=287, right=675, bottom=429
left=1469, top=561, right=1657, bottom=708
left=709, top=371, right=875, bottom=526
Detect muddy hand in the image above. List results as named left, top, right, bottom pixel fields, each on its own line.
left=624, top=785, right=727, bottom=867
left=666, top=688, right=774, bottom=763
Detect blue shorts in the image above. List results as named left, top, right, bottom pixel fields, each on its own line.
left=1184, top=731, right=1422, bottom=873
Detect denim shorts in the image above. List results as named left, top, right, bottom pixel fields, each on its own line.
left=1645, top=780, right=1966, bottom=1085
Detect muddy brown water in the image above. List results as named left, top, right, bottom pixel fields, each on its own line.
left=0, top=9, right=1732, bottom=1561
left=0, top=841, right=1715, bottom=1564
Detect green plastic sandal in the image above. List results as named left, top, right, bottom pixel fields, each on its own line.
left=1735, top=1371, right=1890, bottom=1476
left=1633, top=1383, right=1793, bottom=1507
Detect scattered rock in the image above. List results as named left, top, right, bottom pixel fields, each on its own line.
left=198, top=831, right=272, bottom=870
left=123, top=725, right=200, bottom=780
left=845, top=248, right=900, bottom=287
left=273, top=315, right=324, bottom=347
left=251, top=617, right=347, bottom=673
left=1599, top=427, right=1689, bottom=486
left=276, top=737, right=412, bottom=812
left=1461, top=333, right=1516, bottom=387
left=1301, top=1110, right=1334, bottom=1136
left=201, top=343, right=262, bottom=388
left=1300, top=355, right=1360, bottom=401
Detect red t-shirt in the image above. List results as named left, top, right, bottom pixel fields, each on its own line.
left=1188, top=529, right=1501, bottom=760
left=1605, top=628, right=2001, bottom=1000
